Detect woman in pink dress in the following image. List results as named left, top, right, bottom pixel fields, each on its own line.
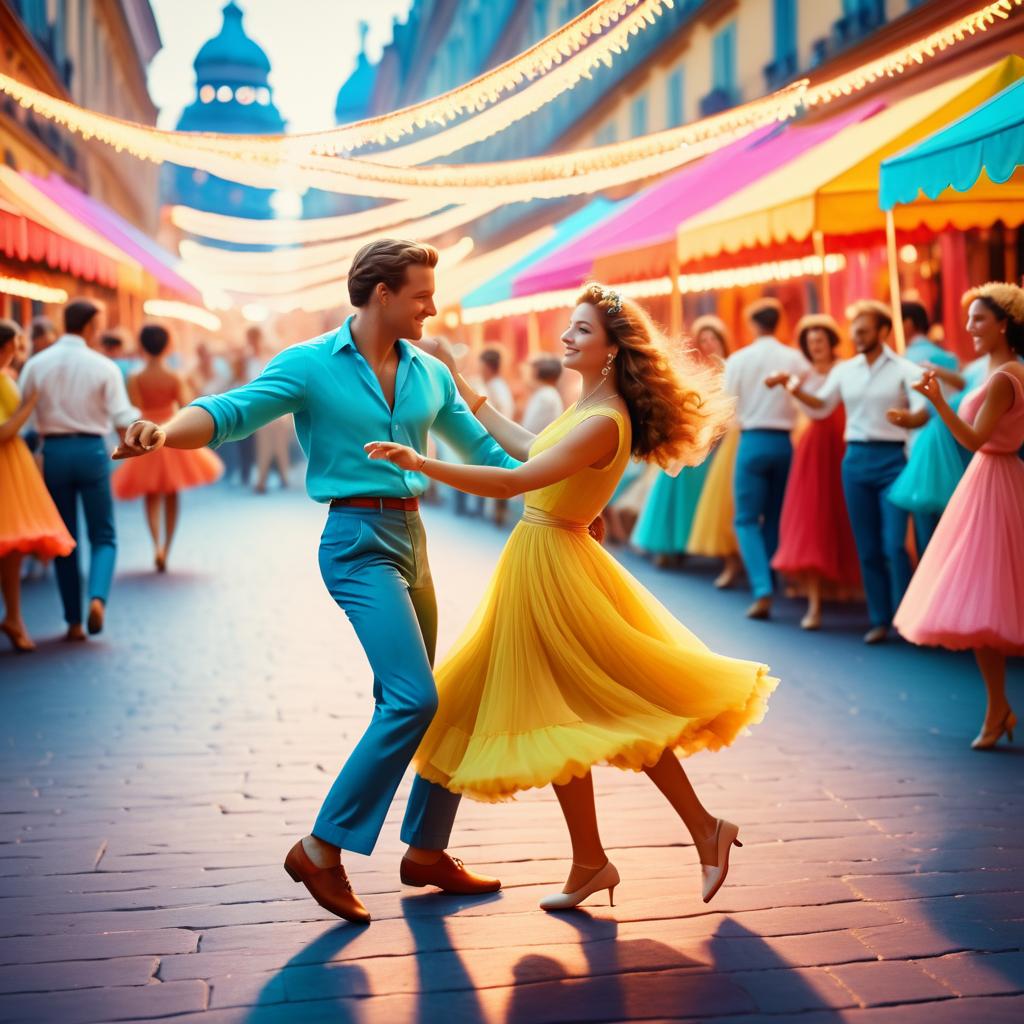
left=112, top=325, right=222, bottom=571
left=770, top=315, right=861, bottom=630
left=894, top=283, right=1024, bottom=750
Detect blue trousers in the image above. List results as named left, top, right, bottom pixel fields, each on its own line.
left=841, top=442, right=912, bottom=628
left=41, top=435, right=117, bottom=626
left=733, top=430, right=792, bottom=599
left=313, top=507, right=461, bottom=856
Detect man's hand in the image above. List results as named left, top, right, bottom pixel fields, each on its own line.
left=412, top=336, right=457, bottom=373
left=764, top=371, right=789, bottom=389
left=588, top=514, right=607, bottom=544
left=364, top=440, right=425, bottom=472
left=885, top=408, right=915, bottom=428
left=111, top=419, right=166, bottom=460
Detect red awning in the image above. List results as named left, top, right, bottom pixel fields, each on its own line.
left=0, top=181, right=119, bottom=289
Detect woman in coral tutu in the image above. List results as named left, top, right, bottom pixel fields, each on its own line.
left=367, top=285, right=777, bottom=910
left=769, top=315, right=861, bottom=630
left=0, top=320, right=75, bottom=651
left=112, top=325, right=222, bottom=571
left=894, top=283, right=1024, bottom=750
left=686, top=315, right=743, bottom=589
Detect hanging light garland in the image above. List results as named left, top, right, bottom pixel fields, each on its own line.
left=169, top=197, right=443, bottom=245
left=459, top=254, right=848, bottom=324
left=1, top=1, right=1015, bottom=204
left=0, top=275, right=68, bottom=304
left=0, top=0, right=670, bottom=168
left=177, top=200, right=501, bottom=274
left=142, top=300, right=222, bottom=331
left=371, top=0, right=683, bottom=168
left=805, top=0, right=1023, bottom=106
left=224, top=236, right=478, bottom=314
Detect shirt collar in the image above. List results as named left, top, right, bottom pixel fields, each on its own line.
left=330, top=315, right=422, bottom=361
left=56, top=334, right=86, bottom=348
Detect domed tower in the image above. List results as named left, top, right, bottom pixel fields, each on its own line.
left=164, top=1, right=285, bottom=225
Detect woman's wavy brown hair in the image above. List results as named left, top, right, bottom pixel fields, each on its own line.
left=576, top=284, right=734, bottom=469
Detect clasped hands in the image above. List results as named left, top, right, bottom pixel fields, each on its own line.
left=111, top=420, right=166, bottom=460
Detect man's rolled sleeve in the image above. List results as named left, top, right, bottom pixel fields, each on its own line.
left=432, top=370, right=520, bottom=470
left=804, top=364, right=843, bottom=420
left=190, top=346, right=307, bottom=448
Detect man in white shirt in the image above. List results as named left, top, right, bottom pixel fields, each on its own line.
left=723, top=297, right=810, bottom=619
left=521, top=357, right=565, bottom=435
left=770, top=300, right=928, bottom=644
left=18, top=299, right=139, bottom=641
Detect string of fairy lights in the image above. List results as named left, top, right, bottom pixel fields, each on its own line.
left=1, top=0, right=1021, bottom=318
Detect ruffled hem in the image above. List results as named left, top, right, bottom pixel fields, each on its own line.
left=414, top=665, right=778, bottom=803
left=895, top=624, right=1024, bottom=657
left=0, top=533, right=75, bottom=559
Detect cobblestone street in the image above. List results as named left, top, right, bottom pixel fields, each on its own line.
left=1, top=482, right=1023, bottom=1023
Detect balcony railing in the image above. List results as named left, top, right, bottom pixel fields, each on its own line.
left=763, top=52, right=798, bottom=91
left=832, top=5, right=886, bottom=48
left=699, top=87, right=737, bottom=118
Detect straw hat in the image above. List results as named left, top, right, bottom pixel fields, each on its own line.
left=962, top=282, right=1024, bottom=325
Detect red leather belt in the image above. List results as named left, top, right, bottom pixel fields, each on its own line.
left=330, top=496, right=420, bottom=512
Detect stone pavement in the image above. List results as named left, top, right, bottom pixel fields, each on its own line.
left=1, top=482, right=1022, bottom=1024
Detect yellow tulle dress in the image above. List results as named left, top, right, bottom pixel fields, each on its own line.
left=414, top=404, right=778, bottom=802
left=687, top=426, right=739, bottom=558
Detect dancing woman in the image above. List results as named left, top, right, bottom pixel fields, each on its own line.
left=112, top=325, right=222, bottom=572
left=686, top=315, right=743, bottom=589
left=894, top=283, right=1024, bottom=750
left=368, top=285, right=777, bottom=910
left=769, top=315, right=861, bottom=630
left=0, top=320, right=75, bottom=651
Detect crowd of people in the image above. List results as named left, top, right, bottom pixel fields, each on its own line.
left=2, top=280, right=1022, bottom=751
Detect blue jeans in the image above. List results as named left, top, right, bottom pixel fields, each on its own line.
left=733, top=430, right=792, bottom=599
left=841, top=442, right=912, bottom=628
left=41, top=435, right=117, bottom=625
left=313, top=507, right=461, bottom=855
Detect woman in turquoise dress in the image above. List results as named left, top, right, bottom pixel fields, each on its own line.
left=889, top=359, right=987, bottom=552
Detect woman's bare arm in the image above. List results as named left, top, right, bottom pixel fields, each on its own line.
left=914, top=369, right=1015, bottom=452
left=366, top=414, right=619, bottom=500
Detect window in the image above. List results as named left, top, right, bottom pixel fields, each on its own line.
left=630, top=94, right=648, bottom=137
left=712, top=21, right=737, bottom=96
left=667, top=68, right=685, bottom=128
left=773, top=0, right=797, bottom=65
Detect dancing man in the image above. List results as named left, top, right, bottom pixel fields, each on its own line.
left=768, top=300, right=927, bottom=644
left=114, top=240, right=513, bottom=924
left=723, top=297, right=810, bottom=619
left=18, top=299, right=139, bottom=641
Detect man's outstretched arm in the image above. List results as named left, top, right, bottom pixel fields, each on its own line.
left=113, top=346, right=307, bottom=460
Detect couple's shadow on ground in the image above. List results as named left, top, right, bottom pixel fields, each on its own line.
left=241, top=894, right=836, bottom=1023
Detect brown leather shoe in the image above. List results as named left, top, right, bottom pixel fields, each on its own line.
left=400, top=852, right=501, bottom=894
left=284, top=840, right=371, bottom=924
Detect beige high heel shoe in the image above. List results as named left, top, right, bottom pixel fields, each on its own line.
left=539, top=861, right=620, bottom=911
left=699, top=819, right=742, bottom=904
left=971, top=710, right=1017, bottom=750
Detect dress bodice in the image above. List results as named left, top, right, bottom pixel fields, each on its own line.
left=0, top=374, right=19, bottom=421
left=959, top=368, right=1024, bottom=454
left=524, top=403, right=632, bottom=525
left=133, top=372, right=181, bottom=423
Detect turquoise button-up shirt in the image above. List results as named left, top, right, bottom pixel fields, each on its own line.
left=191, top=317, right=518, bottom=503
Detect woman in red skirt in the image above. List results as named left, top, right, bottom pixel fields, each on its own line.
left=770, top=315, right=860, bottom=630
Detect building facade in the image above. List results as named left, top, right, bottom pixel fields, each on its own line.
left=1, top=0, right=162, bottom=232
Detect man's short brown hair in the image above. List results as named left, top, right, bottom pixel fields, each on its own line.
left=347, top=238, right=439, bottom=307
